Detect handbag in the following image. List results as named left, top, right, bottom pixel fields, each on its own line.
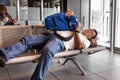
left=44, top=12, right=78, bottom=41
left=44, top=12, right=78, bottom=31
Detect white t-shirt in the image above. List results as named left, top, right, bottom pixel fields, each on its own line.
left=58, top=31, right=90, bottom=51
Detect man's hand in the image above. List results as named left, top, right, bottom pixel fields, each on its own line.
left=12, top=19, right=17, bottom=25
left=65, top=10, right=74, bottom=17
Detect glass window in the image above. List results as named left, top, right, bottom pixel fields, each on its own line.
left=115, top=0, right=120, bottom=48
left=0, top=0, right=62, bottom=25
left=28, top=0, right=41, bottom=21
left=43, top=0, right=61, bottom=19
left=0, top=0, right=17, bottom=19
left=0, top=0, right=11, bottom=6
left=90, top=0, right=111, bottom=47
left=18, top=0, right=40, bottom=21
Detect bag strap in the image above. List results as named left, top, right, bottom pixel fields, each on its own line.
left=54, top=31, right=74, bottom=41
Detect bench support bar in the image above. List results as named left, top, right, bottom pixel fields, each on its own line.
left=62, top=57, right=87, bottom=75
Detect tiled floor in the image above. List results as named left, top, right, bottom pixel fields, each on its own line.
left=0, top=49, right=120, bottom=80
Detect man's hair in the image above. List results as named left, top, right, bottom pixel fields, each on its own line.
left=92, top=29, right=98, bottom=39
left=0, top=4, right=7, bottom=14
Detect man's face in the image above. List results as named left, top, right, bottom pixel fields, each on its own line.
left=82, top=29, right=96, bottom=39
left=3, top=16, right=9, bottom=22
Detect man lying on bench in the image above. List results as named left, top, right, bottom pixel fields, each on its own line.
left=0, top=10, right=98, bottom=80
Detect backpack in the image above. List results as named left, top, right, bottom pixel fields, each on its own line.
left=44, top=12, right=78, bottom=31
left=44, top=12, right=78, bottom=41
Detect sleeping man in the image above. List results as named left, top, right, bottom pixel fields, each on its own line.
left=0, top=10, right=97, bottom=80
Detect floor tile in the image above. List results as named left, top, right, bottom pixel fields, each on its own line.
left=0, top=67, right=10, bottom=80
left=0, top=49, right=120, bottom=80
left=6, top=63, right=37, bottom=80
left=98, top=69, right=120, bottom=80
left=49, top=63, right=106, bottom=80
left=6, top=62, right=57, bottom=80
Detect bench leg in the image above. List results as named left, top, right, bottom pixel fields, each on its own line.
left=5, top=67, right=12, bottom=80
left=63, top=57, right=87, bottom=75
left=62, top=58, right=70, bottom=65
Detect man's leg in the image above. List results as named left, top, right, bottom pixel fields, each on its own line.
left=0, top=34, right=50, bottom=67
left=31, top=34, right=65, bottom=80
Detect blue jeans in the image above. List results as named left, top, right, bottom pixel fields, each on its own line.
left=0, top=33, right=65, bottom=80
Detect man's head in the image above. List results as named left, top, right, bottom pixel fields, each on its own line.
left=82, top=29, right=98, bottom=39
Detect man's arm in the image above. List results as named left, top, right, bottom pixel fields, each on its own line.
left=74, top=22, right=85, bottom=49
left=65, top=10, right=86, bottom=49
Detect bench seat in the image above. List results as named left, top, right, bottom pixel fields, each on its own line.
left=6, top=46, right=106, bottom=75
left=6, top=46, right=106, bottom=64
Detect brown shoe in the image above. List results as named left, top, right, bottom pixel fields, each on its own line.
left=0, top=56, right=6, bottom=68
left=0, top=51, right=7, bottom=68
